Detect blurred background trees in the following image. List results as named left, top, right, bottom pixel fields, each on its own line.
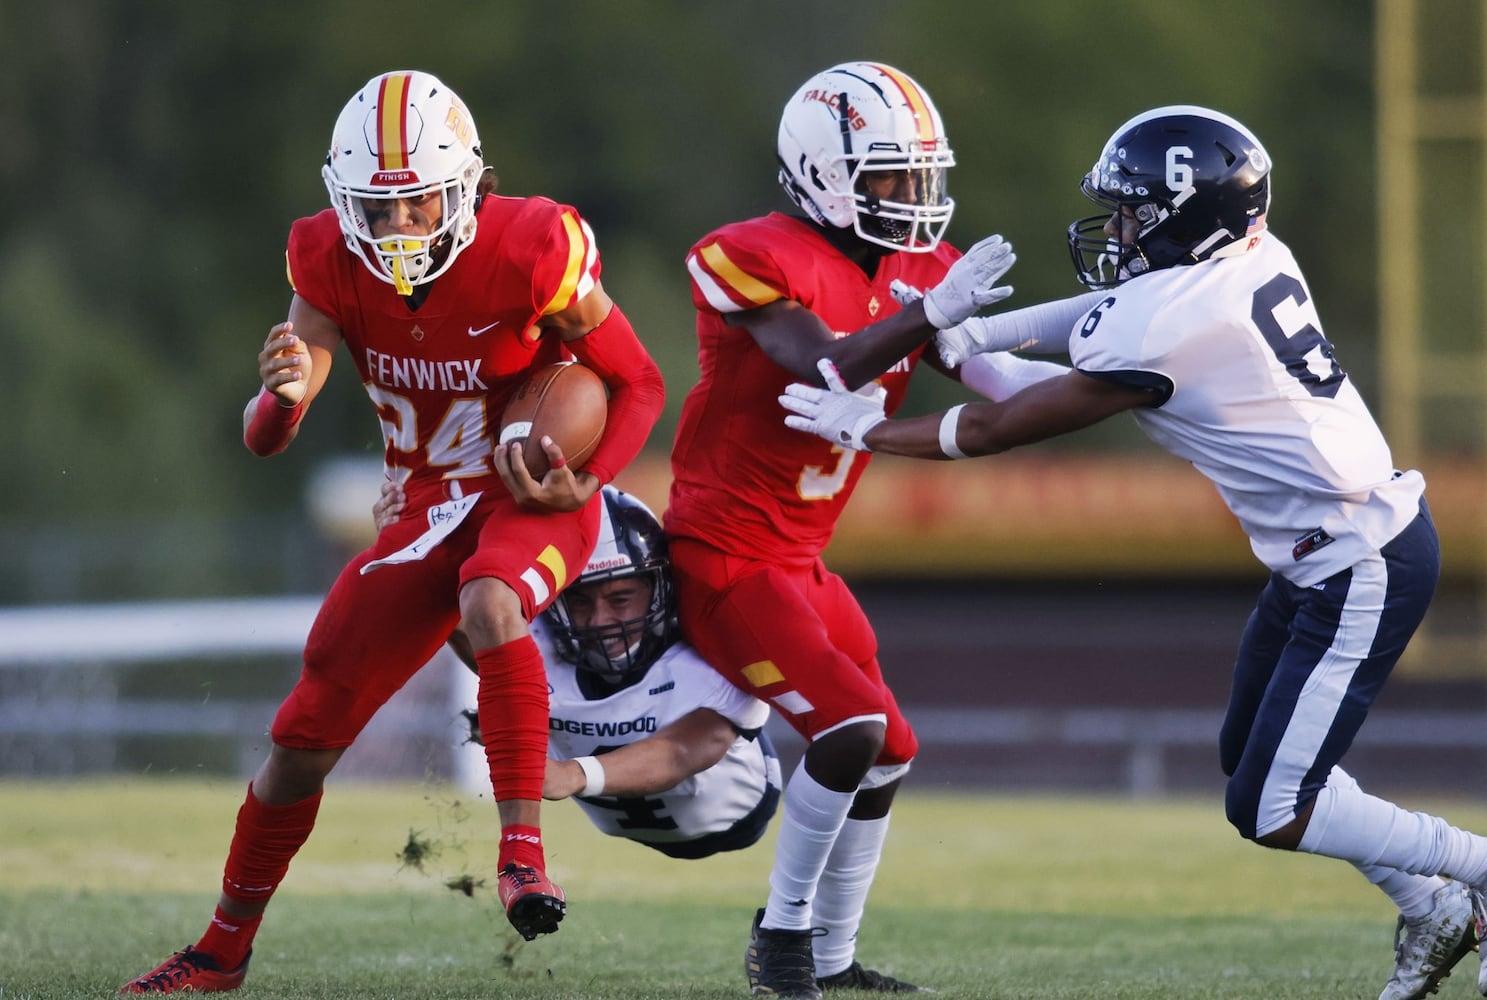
left=0, top=0, right=1462, bottom=601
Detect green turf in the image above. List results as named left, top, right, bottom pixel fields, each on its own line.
left=3, top=779, right=1485, bottom=999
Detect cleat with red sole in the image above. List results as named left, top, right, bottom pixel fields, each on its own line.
left=119, top=947, right=250, bottom=994
left=498, top=863, right=566, bottom=941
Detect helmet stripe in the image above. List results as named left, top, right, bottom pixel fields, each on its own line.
left=866, top=63, right=935, bottom=141
left=376, top=73, right=412, bottom=171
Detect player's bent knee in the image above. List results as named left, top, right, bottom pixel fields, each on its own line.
left=1223, top=783, right=1260, bottom=841
left=254, top=744, right=343, bottom=804
left=459, top=577, right=528, bottom=647
left=805, top=719, right=887, bottom=790
left=1254, top=817, right=1306, bottom=851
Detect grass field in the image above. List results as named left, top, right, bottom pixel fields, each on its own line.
left=3, top=779, right=1486, bottom=999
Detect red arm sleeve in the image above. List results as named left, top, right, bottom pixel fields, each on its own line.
left=243, top=388, right=305, bottom=457
left=565, top=304, right=664, bottom=484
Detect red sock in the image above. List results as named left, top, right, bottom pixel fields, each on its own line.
left=475, top=637, right=548, bottom=802
left=199, top=782, right=322, bottom=967
left=194, top=907, right=262, bottom=970
left=500, top=823, right=545, bottom=871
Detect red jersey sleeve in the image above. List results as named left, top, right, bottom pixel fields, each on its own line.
left=527, top=207, right=604, bottom=317
left=284, top=210, right=350, bottom=325
left=684, top=228, right=791, bottom=315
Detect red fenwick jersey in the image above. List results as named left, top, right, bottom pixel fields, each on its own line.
left=667, top=213, right=959, bottom=563
left=286, top=195, right=602, bottom=504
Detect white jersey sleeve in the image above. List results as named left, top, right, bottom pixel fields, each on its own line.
left=1068, top=235, right=1424, bottom=587
left=543, top=635, right=779, bottom=854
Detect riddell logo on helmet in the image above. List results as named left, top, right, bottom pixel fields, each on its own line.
left=585, top=556, right=632, bottom=572
left=802, top=89, right=865, bottom=130
left=371, top=170, right=421, bottom=186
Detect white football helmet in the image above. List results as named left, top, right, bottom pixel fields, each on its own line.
left=777, top=61, right=955, bottom=252
left=322, top=70, right=485, bottom=294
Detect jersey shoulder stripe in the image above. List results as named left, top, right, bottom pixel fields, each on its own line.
left=538, top=211, right=600, bottom=316
left=686, top=224, right=794, bottom=313
left=690, top=241, right=783, bottom=311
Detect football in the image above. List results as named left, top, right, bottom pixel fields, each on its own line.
left=498, top=362, right=608, bottom=479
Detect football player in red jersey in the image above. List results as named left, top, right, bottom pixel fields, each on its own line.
left=119, top=70, right=664, bottom=995
left=666, top=62, right=1014, bottom=997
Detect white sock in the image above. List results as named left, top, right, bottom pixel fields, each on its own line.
left=764, top=759, right=854, bottom=931
left=1360, top=865, right=1445, bottom=919
left=1325, top=768, right=1444, bottom=919
left=812, top=814, right=890, bottom=979
left=1297, top=777, right=1487, bottom=887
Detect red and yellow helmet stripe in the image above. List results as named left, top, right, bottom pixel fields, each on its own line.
left=865, top=62, right=939, bottom=143
left=375, top=72, right=413, bottom=171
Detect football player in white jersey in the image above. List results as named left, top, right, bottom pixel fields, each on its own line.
left=377, top=482, right=783, bottom=859
left=524, top=485, right=782, bottom=858
left=781, top=105, right=1487, bottom=1000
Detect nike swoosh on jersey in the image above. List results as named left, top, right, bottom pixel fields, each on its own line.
left=467, top=321, right=501, bottom=336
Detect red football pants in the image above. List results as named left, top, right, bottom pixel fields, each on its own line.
left=668, top=537, right=917, bottom=764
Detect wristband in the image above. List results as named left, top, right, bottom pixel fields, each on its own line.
left=939, top=404, right=968, bottom=459
left=573, top=755, right=606, bottom=797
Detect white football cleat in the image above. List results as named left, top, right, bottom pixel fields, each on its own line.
left=1377, top=879, right=1475, bottom=1000
left=1472, top=886, right=1487, bottom=996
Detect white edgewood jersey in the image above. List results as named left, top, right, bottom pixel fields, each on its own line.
left=533, top=619, right=778, bottom=852
left=1069, top=235, right=1424, bottom=587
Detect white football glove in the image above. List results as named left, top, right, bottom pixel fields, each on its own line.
left=921, top=234, right=1016, bottom=330
left=889, top=279, right=924, bottom=308
left=779, top=359, right=886, bottom=452
left=891, top=278, right=1005, bottom=370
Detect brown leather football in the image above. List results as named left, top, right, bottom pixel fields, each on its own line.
left=498, top=362, right=608, bottom=479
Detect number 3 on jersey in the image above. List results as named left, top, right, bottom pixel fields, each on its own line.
left=798, top=446, right=857, bottom=500
left=366, top=385, right=494, bottom=479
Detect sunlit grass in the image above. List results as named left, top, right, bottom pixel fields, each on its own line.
left=4, top=780, right=1484, bottom=999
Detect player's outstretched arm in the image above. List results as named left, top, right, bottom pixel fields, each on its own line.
left=734, top=235, right=1016, bottom=392
left=783, top=359, right=1154, bottom=459
left=543, top=708, right=738, bottom=800
left=870, top=371, right=1154, bottom=458
left=892, top=281, right=1103, bottom=371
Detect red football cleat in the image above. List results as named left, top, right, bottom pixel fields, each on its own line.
left=498, top=863, right=566, bottom=941
left=118, top=947, right=250, bottom=994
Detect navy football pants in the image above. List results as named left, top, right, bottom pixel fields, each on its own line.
left=1220, top=503, right=1439, bottom=840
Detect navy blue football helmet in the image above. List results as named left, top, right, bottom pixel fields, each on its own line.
left=1068, top=105, right=1271, bottom=288
left=544, top=487, right=676, bottom=680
